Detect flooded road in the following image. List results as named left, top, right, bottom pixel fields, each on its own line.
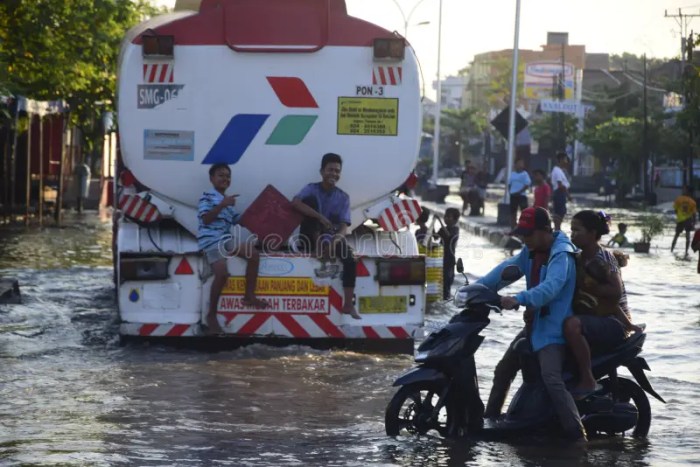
left=1, top=209, right=699, bottom=466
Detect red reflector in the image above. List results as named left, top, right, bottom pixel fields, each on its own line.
left=174, top=257, right=194, bottom=275
left=404, top=172, right=418, bottom=190
left=120, top=169, right=136, bottom=187
left=356, top=260, right=371, bottom=277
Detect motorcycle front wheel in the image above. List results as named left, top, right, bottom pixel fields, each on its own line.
left=385, top=382, right=449, bottom=437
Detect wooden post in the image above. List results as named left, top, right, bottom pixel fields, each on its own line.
left=9, top=101, right=19, bottom=221
left=2, top=126, right=10, bottom=222
left=47, top=116, right=54, bottom=223
left=25, top=114, right=32, bottom=227
left=38, top=115, right=44, bottom=227
left=55, top=117, right=67, bottom=225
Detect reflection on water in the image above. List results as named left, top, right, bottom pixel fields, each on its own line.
left=0, top=211, right=699, bottom=465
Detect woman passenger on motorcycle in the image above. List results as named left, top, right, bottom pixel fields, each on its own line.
left=565, top=210, right=643, bottom=399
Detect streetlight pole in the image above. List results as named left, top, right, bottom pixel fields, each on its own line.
left=390, top=0, right=430, bottom=38
left=503, top=0, right=521, bottom=204
left=432, top=0, right=443, bottom=183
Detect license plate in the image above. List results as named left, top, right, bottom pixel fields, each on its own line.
left=359, top=296, right=407, bottom=314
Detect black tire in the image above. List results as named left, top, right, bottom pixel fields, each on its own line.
left=385, top=382, right=449, bottom=437
left=599, top=376, right=651, bottom=438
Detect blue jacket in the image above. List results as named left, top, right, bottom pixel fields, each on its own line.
left=476, top=232, right=578, bottom=352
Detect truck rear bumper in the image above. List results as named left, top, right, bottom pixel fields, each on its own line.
left=119, top=322, right=418, bottom=354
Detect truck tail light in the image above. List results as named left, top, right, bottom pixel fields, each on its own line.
left=373, top=38, right=405, bottom=60
left=377, top=258, right=425, bottom=286
left=142, top=33, right=174, bottom=58
left=120, top=256, right=170, bottom=282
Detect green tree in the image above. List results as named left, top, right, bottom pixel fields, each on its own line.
left=0, top=0, right=160, bottom=165
left=580, top=117, right=643, bottom=198
left=483, top=57, right=525, bottom=110
left=529, top=113, right=579, bottom=153
left=439, top=107, right=486, bottom=168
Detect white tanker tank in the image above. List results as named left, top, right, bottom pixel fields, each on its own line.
left=117, top=0, right=421, bottom=232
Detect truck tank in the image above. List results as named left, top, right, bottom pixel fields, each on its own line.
left=117, top=0, right=421, bottom=230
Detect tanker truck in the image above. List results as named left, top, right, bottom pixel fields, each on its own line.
left=115, top=0, right=426, bottom=353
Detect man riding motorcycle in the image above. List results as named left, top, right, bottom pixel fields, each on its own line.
left=476, top=207, right=586, bottom=442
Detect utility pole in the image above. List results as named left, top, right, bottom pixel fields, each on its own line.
left=642, top=54, right=650, bottom=200
left=665, top=9, right=700, bottom=189
left=559, top=42, right=566, bottom=153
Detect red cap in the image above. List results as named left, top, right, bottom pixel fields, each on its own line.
left=512, top=207, right=552, bottom=236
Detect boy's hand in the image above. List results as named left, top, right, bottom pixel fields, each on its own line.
left=220, top=194, right=239, bottom=207
left=318, top=215, right=333, bottom=230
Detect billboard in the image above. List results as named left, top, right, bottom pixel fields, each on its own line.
left=524, top=61, right=575, bottom=100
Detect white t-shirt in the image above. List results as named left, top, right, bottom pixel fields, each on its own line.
left=550, top=166, right=570, bottom=190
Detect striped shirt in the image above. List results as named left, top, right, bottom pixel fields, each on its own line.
left=197, top=190, right=240, bottom=250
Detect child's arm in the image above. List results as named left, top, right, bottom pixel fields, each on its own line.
left=614, top=305, right=642, bottom=333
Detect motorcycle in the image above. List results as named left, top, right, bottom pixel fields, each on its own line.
left=385, top=261, right=665, bottom=439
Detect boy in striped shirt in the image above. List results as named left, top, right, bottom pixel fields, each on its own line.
left=198, top=163, right=267, bottom=334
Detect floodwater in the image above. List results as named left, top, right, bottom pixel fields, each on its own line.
left=1, top=207, right=699, bottom=466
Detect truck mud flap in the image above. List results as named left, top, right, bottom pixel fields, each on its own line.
left=625, top=357, right=666, bottom=403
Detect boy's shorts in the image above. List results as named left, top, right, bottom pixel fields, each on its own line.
left=203, top=225, right=257, bottom=265
left=578, top=315, right=625, bottom=351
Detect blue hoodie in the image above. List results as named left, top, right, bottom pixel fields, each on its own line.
left=476, top=231, right=578, bottom=352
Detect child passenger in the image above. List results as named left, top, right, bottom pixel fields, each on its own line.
left=565, top=210, right=642, bottom=399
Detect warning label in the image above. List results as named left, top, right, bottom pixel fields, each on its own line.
left=222, top=277, right=328, bottom=296
left=218, top=295, right=329, bottom=313
left=337, top=97, right=398, bottom=136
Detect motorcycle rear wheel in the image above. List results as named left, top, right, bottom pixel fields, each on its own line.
left=599, top=376, right=651, bottom=437
left=385, top=382, right=449, bottom=437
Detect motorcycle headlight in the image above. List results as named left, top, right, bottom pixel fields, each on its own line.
left=415, top=351, right=430, bottom=362
left=454, top=287, right=469, bottom=308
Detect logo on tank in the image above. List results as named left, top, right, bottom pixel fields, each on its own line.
left=137, top=62, right=184, bottom=109
left=202, top=77, right=318, bottom=165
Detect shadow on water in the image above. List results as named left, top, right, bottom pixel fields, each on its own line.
left=379, top=435, right=652, bottom=467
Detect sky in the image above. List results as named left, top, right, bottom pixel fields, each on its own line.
left=154, top=0, right=700, bottom=99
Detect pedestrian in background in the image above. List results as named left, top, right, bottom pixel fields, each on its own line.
left=459, top=161, right=476, bottom=216
left=692, top=228, right=700, bottom=274
left=437, top=208, right=460, bottom=300
left=508, top=157, right=531, bottom=229
left=532, top=169, right=552, bottom=210
left=551, top=152, right=572, bottom=232
left=671, top=185, right=697, bottom=257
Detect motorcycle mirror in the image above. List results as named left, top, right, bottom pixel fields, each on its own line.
left=500, top=265, right=522, bottom=282
left=456, top=258, right=469, bottom=284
